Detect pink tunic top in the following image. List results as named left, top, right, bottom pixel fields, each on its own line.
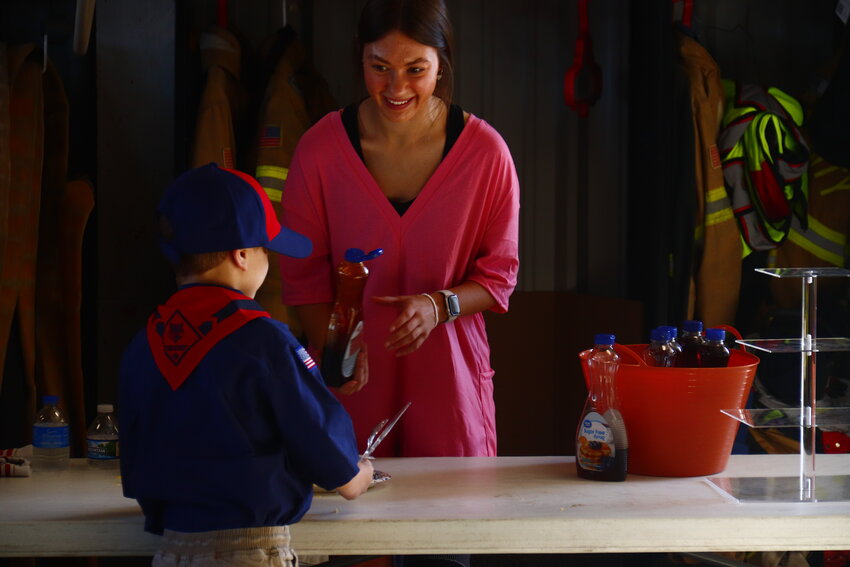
left=280, top=110, right=519, bottom=457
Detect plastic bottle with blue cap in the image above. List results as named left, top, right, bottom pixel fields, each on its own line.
left=643, top=327, right=677, bottom=367
left=698, top=328, right=731, bottom=368
left=32, top=395, right=70, bottom=471
left=576, top=333, right=628, bottom=481
left=322, top=248, right=383, bottom=387
left=675, top=319, right=705, bottom=368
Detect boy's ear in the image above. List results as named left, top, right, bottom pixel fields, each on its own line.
left=231, top=248, right=250, bottom=270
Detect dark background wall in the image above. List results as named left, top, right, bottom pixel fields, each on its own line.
left=0, top=0, right=844, bottom=455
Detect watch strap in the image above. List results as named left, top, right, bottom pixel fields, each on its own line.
left=436, top=289, right=460, bottom=323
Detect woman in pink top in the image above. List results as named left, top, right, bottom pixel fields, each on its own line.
left=280, top=0, right=519, bottom=465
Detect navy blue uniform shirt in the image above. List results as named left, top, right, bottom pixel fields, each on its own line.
left=119, top=284, right=360, bottom=534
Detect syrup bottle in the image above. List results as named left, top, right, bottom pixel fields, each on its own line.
left=643, top=327, right=676, bottom=367
left=321, top=248, right=383, bottom=387
left=676, top=320, right=705, bottom=368
left=576, top=333, right=628, bottom=481
left=698, top=328, right=731, bottom=368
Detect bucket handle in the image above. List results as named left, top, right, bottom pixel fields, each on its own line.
left=614, top=343, right=648, bottom=367
left=716, top=324, right=747, bottom=353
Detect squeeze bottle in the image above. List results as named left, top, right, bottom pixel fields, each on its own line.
left=576, top=334, right=628, bottom=481
left=322, top=248, right=383, bottom=387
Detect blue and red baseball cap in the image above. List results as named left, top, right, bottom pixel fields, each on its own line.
left=157, top=163, right=312, bottom=262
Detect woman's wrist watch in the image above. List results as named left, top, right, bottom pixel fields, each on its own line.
left=436, top=290, right=460, bottom=323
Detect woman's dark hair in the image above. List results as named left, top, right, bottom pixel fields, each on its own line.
left=356, top=0, right=455, bottom=103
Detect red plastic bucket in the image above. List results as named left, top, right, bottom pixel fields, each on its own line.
left=579, top=342, right=759, bottom=477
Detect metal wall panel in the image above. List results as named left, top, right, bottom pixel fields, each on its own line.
left=96, top=0, right=177, bottom=402
left=308, top=0, right=631, bottom=295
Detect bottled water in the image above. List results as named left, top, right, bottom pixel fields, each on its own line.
left=32, top=395, right=70, bottom=471
left=87, top=404, right=120, bottom=469
left=658, top=325, right=682, bottom=360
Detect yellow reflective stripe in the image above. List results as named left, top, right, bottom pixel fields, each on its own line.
left=741, top=236, right=752, bottom=259
left=786, top=215, right=846, bottom=267
left=705, top=186, right=728, bottom=203
left=255, top=165, right=289, bottom=203
left=706, top=208, right=734, bottom=226
left=813, top=163, right=837, bottom=177
left=821, top=174, right=850, bottom=196
left=256, top=165, right=288, bottom=181
left=767, top=85, right=804, bottom=126
left=694, top=225, right=704, bottom=242
left=264, top=187, right=283, bottom=203
left=788, top=230, right=844, bottom=266
left=704, top=186, right=734, bottom=226
left=807, top=214, right=846, bottom=247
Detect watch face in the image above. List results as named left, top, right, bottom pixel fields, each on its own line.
left=446, top=293, right=461, bottom=317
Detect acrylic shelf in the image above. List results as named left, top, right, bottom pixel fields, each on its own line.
left=708, top=474, right=850, bottom=503
left=708, top=266, right=850, bottom=503
left=737, top=337, right=850, bottom=353
left=720, top=407, right=850, bottom=428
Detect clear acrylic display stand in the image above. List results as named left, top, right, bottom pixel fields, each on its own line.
left=707, top=267, right=850, bottom=502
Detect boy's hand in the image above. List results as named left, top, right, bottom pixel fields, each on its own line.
left=336, top=457, right=374, bottom=499
left=334, top=347, right=369, bottom=395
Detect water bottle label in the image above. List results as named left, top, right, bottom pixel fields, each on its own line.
left=341, top=321, right=364, bottom=378
left=33, top=425, right=69, bottom=449
left=577, top=411, right=616, bottom=471
left=87, top=438, right=119, bottom=460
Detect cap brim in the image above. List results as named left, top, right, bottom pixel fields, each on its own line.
left=266, top=225, right=313, bottom=258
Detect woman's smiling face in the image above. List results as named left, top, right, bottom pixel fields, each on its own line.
left=362, top=30, right=441, bottom=123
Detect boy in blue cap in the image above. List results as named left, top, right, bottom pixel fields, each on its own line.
left=119, top=163, right=373, bottom=566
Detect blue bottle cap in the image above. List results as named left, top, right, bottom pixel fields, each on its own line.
left=42, top=395, right=59, bottom=405
left=344, top=248, right=384, bottom=263
left=594, top=333, right=615, bottom=346
left=649, top=328, right=664, bottom=341
left=705, top=328, right=726, bottom=341
left=659, top=325, right=678, bottom=338
left=682, top=320, right=703, bottom=332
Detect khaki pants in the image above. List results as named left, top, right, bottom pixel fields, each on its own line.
left=153, top=526, right=297, bottom=567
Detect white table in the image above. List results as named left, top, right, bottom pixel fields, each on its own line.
left=0, top=455, right=848, bottom=557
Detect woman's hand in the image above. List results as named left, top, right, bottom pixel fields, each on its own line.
left=335, top=346, right=369, bottom=395
left=373, top=294, right=440, bottom=356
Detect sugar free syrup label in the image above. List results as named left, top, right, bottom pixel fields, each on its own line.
left=577, top=411, right=616, bottom=471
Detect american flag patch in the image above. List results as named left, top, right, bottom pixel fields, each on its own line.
left=221, top=147, right=234, bottom=169
left=709, top=144, right=721, bottom=169
left=296, top=347, right=316, bottom=370
left=259, top=125, right=281, bottom=148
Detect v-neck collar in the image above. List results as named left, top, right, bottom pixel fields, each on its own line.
left=329, top=110, right=479, bottom=230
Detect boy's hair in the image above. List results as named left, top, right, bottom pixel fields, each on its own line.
left=160, top=214, right=227, bottom=277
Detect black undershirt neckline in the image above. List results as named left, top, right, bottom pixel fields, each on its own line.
left=342, top=101, right=465, bottom=215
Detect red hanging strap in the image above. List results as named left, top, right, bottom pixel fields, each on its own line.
left=672, top=0, right=693, bottom=28
left=563, top=0, right=602, bottom=117
left=217, top=0, right=228, bottom=28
